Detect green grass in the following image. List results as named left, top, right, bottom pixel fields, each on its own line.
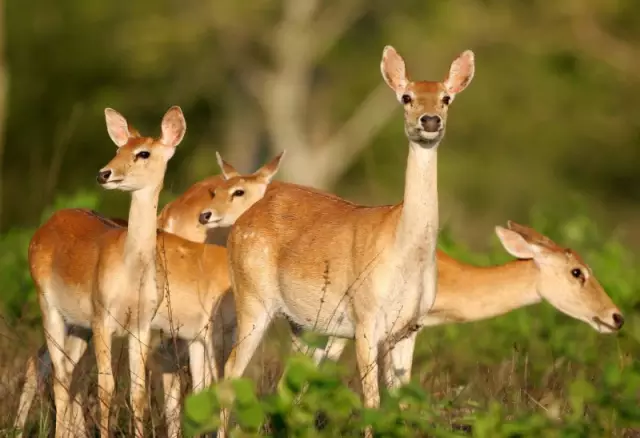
left=2, top=192, right=640, bottom=437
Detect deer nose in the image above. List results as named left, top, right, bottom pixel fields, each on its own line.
left=198, top=211, right=212, bottom=225
left=419, top=114, right=442, bottom=132
left=612, top=312, right=624, bottom=330
left=97, top=169, right=112, bottom=184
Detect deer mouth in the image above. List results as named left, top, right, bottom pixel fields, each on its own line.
left=592, top=316, right=619, bottom=333
left=100, top=178, right=124, bottom=189
left=406, top=125, right=444, bottom=146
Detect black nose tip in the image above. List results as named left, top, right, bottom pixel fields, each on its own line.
left=419, top=114, right=442, bottom=132
left=97, top=170, right=112, bottom=184
left=198, top=211, right=212, bottom=225
left=612, top=312, right=624, bottom=329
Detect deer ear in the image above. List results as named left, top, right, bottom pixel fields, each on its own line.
left=160, top=106, right=187, bottom=152
left=254, top=150, right=286, bottom=183
left=444, top=50, right=475, bottom=96
left=380, top=45, right=409, bottom=96
left=104, top=108, right=130, bottom=147
left=495, top=226, right=536, bottom=259
left=215, top=152, right=240, bottom=180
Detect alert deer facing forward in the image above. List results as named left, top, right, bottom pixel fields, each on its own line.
left=32, top=107, right=188, bottom=438
left=19, top=153, right=284, bottom=437
left=216, top=45, right=474, bottom=437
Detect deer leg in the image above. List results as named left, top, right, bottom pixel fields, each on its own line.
left=218, top=300, right=272, bottom=438
left=354, top=321, right=380, bottom=438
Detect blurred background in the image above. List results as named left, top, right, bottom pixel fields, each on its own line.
left=3, top=0, right=640, bottom=247
left=3, top=1, right=640, bottom=435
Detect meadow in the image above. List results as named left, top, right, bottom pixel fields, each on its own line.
left=0, top=191, right=638, bottom=437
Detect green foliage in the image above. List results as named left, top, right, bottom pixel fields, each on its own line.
left=183, top=208, right=640, bottom=437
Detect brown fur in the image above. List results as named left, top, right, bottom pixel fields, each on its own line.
left=216, top=45, right=477, bottom=438
left=22, top=149, right=283, bottom=438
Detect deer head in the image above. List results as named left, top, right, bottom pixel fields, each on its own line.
left=496, top=221, right=624, bottom=333
left=381, top=46, right=475, bottom=148
left=197, top=151, right=286, bottom=228
left=97, top=106, right=187, bottom=192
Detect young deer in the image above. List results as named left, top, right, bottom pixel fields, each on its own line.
left=287, top=221, right=624, bottom=389
left=17, top=154, right=284, bottom=437
left=214, top=45, right=474, bottom=436
left=31, top=107, right=190, bottom=437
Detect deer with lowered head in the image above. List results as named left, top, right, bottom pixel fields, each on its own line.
left=280, top=221, right=625, bottom=388
left=18, top=152, right=284, bottom=437
left=214, top=44, right=475, bottom=437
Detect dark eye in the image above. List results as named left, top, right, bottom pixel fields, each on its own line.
left=232, top=189, right=245, bottom=197
left=401, top=94, right=412, bottom=105
left=442, top=95, right=451, bottom=105
left=136, top=151, right=150, bottom=159
left=571, top=268, right=583, bottom=280
left=208, top=189, right=215, bottom=199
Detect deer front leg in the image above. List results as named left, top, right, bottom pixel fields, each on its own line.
left=129, top=325, right=152, bottom=438
left=354, top=322, right=380, bottom=438
left=93, top=320, right=115, bottom=438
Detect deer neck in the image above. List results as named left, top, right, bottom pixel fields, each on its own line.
left=394, top=141, right=439, bottom=253
left=425, top=259, right=541, bottom=326
left=124, top=184, right=162, bottom=267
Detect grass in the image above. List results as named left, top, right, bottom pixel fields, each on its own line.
left=1, top=193, right=640, bottom=436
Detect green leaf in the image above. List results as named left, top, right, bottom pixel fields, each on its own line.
left=299, top=331, right=330, bottom=350
left=236, top=402, right=264, bottom=431
left=283, top=355, right=316, bottom=394
left=232, top=378, right=258, bottom=406
left=182, top=389, right=220, bottom=436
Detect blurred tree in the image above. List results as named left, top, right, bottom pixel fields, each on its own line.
left=1, top=0, right=640, bottom=249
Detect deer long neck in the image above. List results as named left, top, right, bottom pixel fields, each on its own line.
left=425, top=259, right=541, bottom=326
left=125, top=184, right=162, bottom=265
left=395, top=141, right=439, bottom=252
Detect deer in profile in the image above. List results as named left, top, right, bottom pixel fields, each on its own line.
left=214, top=44, right=475, bottom=437
left=17, top=153, right=284, bottom=437
left=281, top=221, right=625, bottom=388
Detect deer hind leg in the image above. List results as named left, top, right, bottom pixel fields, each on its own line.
left=14, top=345, right=49, bottom=437
left=151, top=336, right=186, bottom=438
left=380, top=331, right=418, bottom=405
left=218, top=298, right=273, bottom=438
left=188, top=340, right=207, bottom=394
left=162, top=371, right=182, bottom=438
left=38, top=292, right=76, bottom=438
left=62, top=330, right=91, bottom=437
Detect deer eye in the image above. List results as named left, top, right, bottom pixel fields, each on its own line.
left=136, top=151, right=150, bottom=160
left=401, top=94, right=412, bottom=105
left=232, top=189, right=245, bottom=198
left=442, top=95, right=451, bottom=105
left=571, top=268, right=585, bottom=283
left=208, top=189, right=215, bottom=199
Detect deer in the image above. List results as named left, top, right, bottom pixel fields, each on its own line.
left=279, top=221, right=624, bottom=388
left=214, top=44, right=475, bottom=437
left=16, top=153, right=284, bottom=437
left=29, top=106, right=283, bottom=437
